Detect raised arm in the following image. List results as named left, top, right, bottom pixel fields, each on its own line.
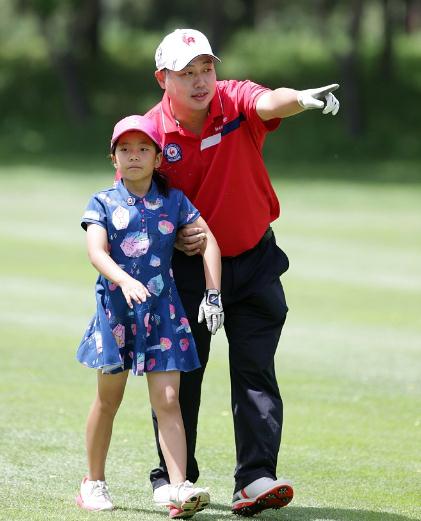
left=256, top=83, right=340, bottom=120
left=86, top=223, right=150, bottom=308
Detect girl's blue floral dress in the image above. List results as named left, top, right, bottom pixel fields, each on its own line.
left=77, top=179, right=201, bottom=376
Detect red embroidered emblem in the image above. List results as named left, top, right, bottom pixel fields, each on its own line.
left=182, top=34, right=196, bottom=46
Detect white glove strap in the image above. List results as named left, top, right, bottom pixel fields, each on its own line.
left=198, top=289, right=224, bottom=335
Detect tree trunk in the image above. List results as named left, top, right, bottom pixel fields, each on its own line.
left=242, top=0, right=256, bottom=28
left=404, top=0, right=421, bottom=32
left=39, top=18, right=90, bottom=123
left=74, top=0, right=102, bottom=60
left=338, top=0, right=365, bottom=137
left=203, top=0, right=226, bottom=53
left=379, top=0, right=394, bottom=80
left=51, top=52, right=90, bottom=122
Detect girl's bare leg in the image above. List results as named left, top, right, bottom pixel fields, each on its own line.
left=86, top=369, right=129, bottom=480
left=147, top=371, right=186, bottom=485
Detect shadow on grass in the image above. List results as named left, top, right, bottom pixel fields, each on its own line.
left=114, top=504, right=231, bottom=518
left=115, top=503, right=415, bottom=520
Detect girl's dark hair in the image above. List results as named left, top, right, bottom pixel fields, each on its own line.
left=153, top=169, right=169, bottom=196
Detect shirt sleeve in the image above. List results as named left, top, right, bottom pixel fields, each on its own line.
left=177, top=191, right=201, bottom=228
left=226, top=79, right=282, bottom=135
left=81, top=194, right=108, bottom=231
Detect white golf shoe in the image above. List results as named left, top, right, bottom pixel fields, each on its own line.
left=154, top=480, right=210, bottom=517
left=76, top=476, right=114, bottom=511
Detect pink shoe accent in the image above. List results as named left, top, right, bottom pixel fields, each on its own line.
left=75, top=493, right=96, bottom=511
left=168, top=505, right=196, bottom=519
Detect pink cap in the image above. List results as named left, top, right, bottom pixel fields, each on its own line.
left=110, top=115, right=161, bottom=150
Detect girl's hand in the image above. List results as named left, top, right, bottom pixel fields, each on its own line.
left=119, top=277, right=151, bottom=308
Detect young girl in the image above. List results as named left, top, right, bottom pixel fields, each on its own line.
left=76, top=115, right=224, bottom=519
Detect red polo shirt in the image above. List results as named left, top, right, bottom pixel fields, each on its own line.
left=147, top=80, right=281, bottom=257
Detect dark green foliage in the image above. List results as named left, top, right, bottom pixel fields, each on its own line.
left=1, top=0, right=421, bottom=179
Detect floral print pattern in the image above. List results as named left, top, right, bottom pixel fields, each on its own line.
left=77, top=180, right=201, bottom=376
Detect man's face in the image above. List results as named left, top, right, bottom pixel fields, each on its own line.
left=155, top=55, right=217, bottom=114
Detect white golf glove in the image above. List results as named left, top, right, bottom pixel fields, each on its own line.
left=198, top=289, right=224, bottom=335
left=297, top=83, right=340, bottom=115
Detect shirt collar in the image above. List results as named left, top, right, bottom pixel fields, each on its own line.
left=209, top=86, right=223, bottom=121
left=116, top=179, right=160, bottom=204
left=160, top=84, right=223, bottom=135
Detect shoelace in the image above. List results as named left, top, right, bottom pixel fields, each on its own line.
left=91, top=481, right=111, bottom=500
left=171, top=480, right=193, bottom=502
left=173, top=480, right=209, bottom=503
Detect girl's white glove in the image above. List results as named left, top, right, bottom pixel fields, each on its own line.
left=297, top=84, right=340, bottom=115
left=198, top=289, right=224, bottom=335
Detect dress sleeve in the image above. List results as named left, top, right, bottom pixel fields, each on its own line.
left=81, top=194, right=108, bottom=231
left=177, top=192, right=201, bottom=228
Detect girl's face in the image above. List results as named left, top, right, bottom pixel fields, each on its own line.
left=112, top=131, right=162, bottom=186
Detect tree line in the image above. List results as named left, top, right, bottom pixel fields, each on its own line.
left=12, top=0, right=421, bottom=138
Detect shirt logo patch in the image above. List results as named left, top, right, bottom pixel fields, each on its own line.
left=164, top=143, right=182, bottom=163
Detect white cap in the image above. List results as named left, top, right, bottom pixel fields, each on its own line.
left=155, top=29, right=220, bottom=71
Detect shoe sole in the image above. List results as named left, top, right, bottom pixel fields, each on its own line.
left=232, top=483, right=293, bottom=517
left=75, top=494, right=114, bottom=512
left=167, top=490, right=210, bottom=518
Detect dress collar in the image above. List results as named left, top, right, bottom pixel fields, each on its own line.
left=116, top=179, right=160, bottom=205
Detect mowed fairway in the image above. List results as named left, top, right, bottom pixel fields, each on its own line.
left=0, top=164, right=420, bottom=521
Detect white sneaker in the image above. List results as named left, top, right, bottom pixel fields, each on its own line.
left=76, top=476, right=114, bottom=511
left=232, top=477, right=293, bottom=516
left=154, top=480, right=210, bottom=516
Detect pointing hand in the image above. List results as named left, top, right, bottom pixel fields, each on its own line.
left=297, top=84, right=340, bottom=115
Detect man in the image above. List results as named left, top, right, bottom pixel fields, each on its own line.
left=146, top=28, right=340, bottom=518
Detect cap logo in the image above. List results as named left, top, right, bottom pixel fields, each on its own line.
left=182, top=34, right=196, bottom=46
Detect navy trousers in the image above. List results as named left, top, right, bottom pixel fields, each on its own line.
left=150, top=228, right=289, bottom=493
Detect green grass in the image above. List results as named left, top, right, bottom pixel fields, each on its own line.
left=0, top=163, right=420, bottom=521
